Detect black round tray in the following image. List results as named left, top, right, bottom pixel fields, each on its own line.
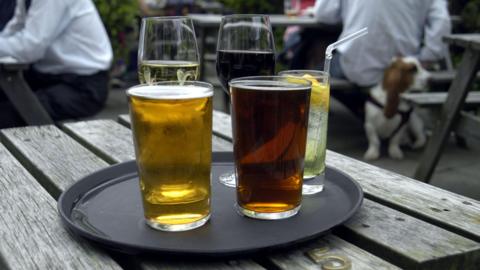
left=58, top=152, right=363, bottom=257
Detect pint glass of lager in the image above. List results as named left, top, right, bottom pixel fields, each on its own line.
left=229, top=76, right=311, bottom=219
left=127, top=81, right=213, bottom=231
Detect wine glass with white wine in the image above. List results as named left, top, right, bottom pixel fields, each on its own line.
left=138, top=17, right=200, bottom=84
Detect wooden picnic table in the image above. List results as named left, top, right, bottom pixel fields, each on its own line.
left=414, top=34, right=480, bottom=182
left=0, top=110, right=479, bottom=269
left=188, top=14, right=340, bottom=80
left=0, top=57, right=53, bottom=126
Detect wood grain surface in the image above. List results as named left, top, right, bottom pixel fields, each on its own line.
left=402, top=92, right=480, bottom=107
left=339, top=200, right=480, bottom=269
left=0, top=125, right=108, bottom=198
left=327, top=150, right=480, bottom=242
left=0, top=143, right=121, bottom=270
left=269, top=235, right=399, bottom=270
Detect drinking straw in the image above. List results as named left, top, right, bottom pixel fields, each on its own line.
left=324, top=27, right=368, bottom=75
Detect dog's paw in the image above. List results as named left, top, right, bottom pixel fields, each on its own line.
left=412, top=136, right=426, bottom=149
left=388, top=146, right=404, bottom=159
left=364, top=148, right=380, bottom=160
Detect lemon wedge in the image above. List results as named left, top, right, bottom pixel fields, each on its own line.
left=284, top=74, right=330, bottom=110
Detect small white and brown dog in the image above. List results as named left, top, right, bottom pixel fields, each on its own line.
left=364, top=57, right=429, bottom=160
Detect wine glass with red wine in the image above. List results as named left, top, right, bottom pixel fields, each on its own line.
left=216, top=14, right=276, bottom=187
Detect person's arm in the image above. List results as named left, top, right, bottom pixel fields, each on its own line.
left=311, top=0, right=342, bottom=24
left=419, top=0, right=452, bottom=61
left=0, top=0, right=68, bottom=62
left=1, top=0, right=25, bottom=37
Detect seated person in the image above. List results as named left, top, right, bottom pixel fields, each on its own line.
left=307, top=0, right=452, bottom=115
left=312, top=0, right=451, bottom=86
left=0, top=0, right=113, bottom=128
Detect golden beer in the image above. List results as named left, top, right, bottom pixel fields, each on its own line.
left=127, top=82, right=213, bottom=231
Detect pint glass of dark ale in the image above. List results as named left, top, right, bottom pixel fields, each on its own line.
left=229, top=76, right=311, bottom=219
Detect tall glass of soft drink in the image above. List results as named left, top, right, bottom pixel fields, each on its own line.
left=279, top=70, right=330, bottom=195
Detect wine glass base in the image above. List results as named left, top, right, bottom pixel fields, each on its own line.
left=236, top=204, right=301, bottom=220
left=219, top=172, right=236, bottom=187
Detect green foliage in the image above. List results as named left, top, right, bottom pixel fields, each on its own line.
left=93, top=0, right=139, bottom=63
left=218, top=0, right=283, bottom=14
left=462, top=0, right=480, bottom=32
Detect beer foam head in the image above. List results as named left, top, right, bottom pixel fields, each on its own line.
left=127, top=83, right=213, bottom=99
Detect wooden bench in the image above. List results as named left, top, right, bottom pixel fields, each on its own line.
left=402, top=92, right=480, bottom=110
left=415, top=34, right=480, bottom=181
left=0, top=57, right=53, bottom=125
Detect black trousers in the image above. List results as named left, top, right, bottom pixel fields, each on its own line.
left=0, top=69, right=109, bottom=129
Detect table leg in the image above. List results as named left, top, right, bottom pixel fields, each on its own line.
left=0, top=69, right=53, bottom=125
left=414, top=49, right=480, bottom=182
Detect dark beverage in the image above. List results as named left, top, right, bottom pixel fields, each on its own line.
left=230, top=78, right=310, bottom=218
left=216, top=50, right=276, bottom=92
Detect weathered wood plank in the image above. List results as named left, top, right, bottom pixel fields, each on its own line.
left=213, top=136, right=233, bottom=151
left=327, top=150, right=480, bottom=242
left=0, top=125, right=108, bottom=198
left=118, top=114, right=130, bottom=127
left=0, top=65, right=54, bottom=125
left=63, top=120, right=135, bottom=163
left=455, top=111, right=480, bottom=142
left=444, top=34, right=480, bottom=50
left=270, top=198, right=480, bottom=269
left=119, top=112, right=234, bottom=145
left=213, top=110, right=233, bottom=140
left=338, top=200, right=480, bottom=269
left=415, top=48, right=480, bottom=181
left=0, top=142, right=121, bottom=270
left=402, top=92, right=480, bottom=107
left=269, top=235, right=399, bottom=270
left=63, top=120, right=231, bottom=163
left=142, top=260, right=265, bottom=270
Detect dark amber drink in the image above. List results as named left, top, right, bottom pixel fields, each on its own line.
left=127, top=82, right=213, bottom=231
left=230, top=76, right=311, bottom=219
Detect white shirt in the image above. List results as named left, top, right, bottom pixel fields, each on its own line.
left=0, top=0, right=113, bottom=75
left=312, top=0, right=451, bottom=86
